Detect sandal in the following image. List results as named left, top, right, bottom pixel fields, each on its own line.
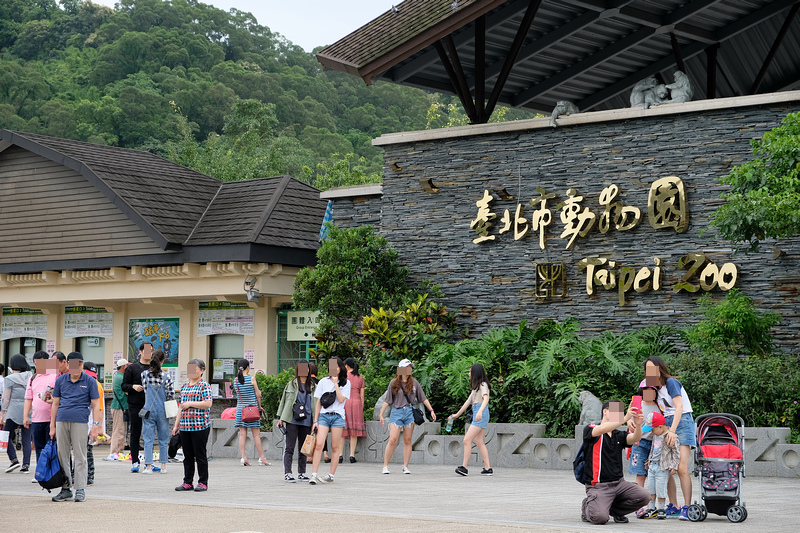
left=240, top=458, right=250, bottom=466
left=258, top=458, right=270, bottom=466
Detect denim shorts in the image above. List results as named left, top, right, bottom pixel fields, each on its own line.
left=318, top=412, right=345, bottom=429
left=629, top=438, right=652, bottom=476
left=470, top=403, right=489, bottom=429
left=665, top=412, right=697, bottom=447
left=389, top=406, right=414, bottom=428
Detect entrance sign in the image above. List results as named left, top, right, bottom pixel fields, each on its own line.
left=64, top=306, right=113, bottom=338
left=1, top=308, right=47, bottom=340
left=286, top=311, right=320, bottom=341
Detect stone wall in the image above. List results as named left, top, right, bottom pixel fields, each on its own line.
left=333, top=98, right=800, bottom=350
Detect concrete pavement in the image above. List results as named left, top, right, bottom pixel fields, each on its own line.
left=1, top=452, right=797, bottom=532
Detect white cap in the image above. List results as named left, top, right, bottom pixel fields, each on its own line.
left=398, top=358, right=414, bottom=368
left=116, top=359, right=129, bottom=369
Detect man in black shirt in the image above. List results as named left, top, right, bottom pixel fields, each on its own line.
left=121, top=342, right=152, bottom=473
left=582, top=399, right=649, bottom=524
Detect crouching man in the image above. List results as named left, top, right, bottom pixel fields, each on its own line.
left=582, top=399, right=649, bottom=524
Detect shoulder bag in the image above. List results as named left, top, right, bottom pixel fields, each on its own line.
left=138, top=378, right=165, bottom=420
left=404, top=386, right=425, bottom=426
left=236, top=379, right=262, bottom=423
left=112, top=383, right=129, bottom=422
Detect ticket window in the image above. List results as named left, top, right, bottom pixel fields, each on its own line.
left=209, top=334, right=244, bottom=387
left=2, top=337, right=44, bottom=369
left=76, top=337, right=105, bottom=381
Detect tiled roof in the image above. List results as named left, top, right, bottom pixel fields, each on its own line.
left=0, top=130, right=327, bottom=257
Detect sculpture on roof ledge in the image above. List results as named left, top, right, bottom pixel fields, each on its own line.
left=630, top=71, right=693, bottom=109
left=550, top=101, right=580, bottom=127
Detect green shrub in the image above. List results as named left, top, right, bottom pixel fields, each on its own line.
left=254, top=369, right=295, bottom=430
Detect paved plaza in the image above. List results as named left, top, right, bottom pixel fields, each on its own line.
left=1, top=451, right=798, bottom=532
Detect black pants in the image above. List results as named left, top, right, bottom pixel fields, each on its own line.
left=129, top=404, right=144, bottom=464
left=283, top=423, right=311, bottom=474
left=180, top=428, right=209, bottom=486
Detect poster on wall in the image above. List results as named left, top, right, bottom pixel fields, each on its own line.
left=128, top=317, right=179, bottom=367
left=197, top=302, right=254, bottom=336
left=64, top=306, right=114, bottom=338
left=286, top=310, right=320, bottom=341
left=0, top=308, right=47, bottom=340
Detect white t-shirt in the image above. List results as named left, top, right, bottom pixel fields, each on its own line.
left=314, top=377, right=351, bottom=419
left=657, top=378, right=692, bottom=417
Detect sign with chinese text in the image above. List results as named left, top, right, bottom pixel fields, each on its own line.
left=128, top=317, right=179, bottom=367
left=197, top=302, right=254, bottom=336
left=1, top=308, right=47, bottom=340
left=64, top=306, right=114, bottom=338
left=286, top=311, right=320, bottom=341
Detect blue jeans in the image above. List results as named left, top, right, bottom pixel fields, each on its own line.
left=665, top=413, right=696, bottom=447
left=389, top=406, right=414, bottom=428
left=3, top=419, right=31, bottom=467
left=318, top=412, right=345, bottom=428
left=645, top=466, right=671, bottom=499
left=629, top=439, right=652, bottom=476
left=470, top=403, right=490, bottom=429
left=31, top=421, right=50, bottom=463
left=142, top=412, right=170, bottom=466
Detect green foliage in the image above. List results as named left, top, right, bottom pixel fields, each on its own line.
left=709, top=112, right=800, bottom=252
left=682, top=289, right=780, bottom=356
left=302, top=152, right=381, bottom=191
left=293, top=225, right=412, bottom=359
left=254, top=369, right=294, bottom=430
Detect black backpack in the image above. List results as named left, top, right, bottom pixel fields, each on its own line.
left=573, top=442, right=586, bottom=484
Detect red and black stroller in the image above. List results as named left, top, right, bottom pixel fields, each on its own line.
left=687, top=413, right=747, bottom=523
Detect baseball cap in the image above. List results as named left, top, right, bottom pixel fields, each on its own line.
left=398, top=358, right=415, bottom=368
left=116, top=359, right=129, bottom=369
left=642, top=411, right=666, bottom=433
left=66, top=351, right=84, bottom=361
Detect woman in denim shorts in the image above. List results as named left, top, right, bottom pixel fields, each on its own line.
left=450, top=363, right=492, bottom=476
left=378, top=359, right=436, bottom=475
left=644, top=356, right=697, bottom=520
left=309, top=357, right=351, bottom=485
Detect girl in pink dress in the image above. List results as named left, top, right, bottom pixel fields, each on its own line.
left=342, top=358, right=366, bottom=462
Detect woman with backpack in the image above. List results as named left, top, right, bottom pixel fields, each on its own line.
left=378, top=359, right=436, bottom=475
left=141, top=350, right=173, bottom=474
left=235, top=359, right=269, bottom=467
left=276, top=361, right=316, bottom=482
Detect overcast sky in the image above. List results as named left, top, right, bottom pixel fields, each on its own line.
left=90, top=1, right=397, bottom=52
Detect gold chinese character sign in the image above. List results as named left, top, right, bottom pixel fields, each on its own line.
left=535, top=262, right=567, bottom=298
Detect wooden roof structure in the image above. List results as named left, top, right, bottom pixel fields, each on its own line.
left=0, top=130, right=327, bottom=272
left=317, top=0, right=800, bottom=123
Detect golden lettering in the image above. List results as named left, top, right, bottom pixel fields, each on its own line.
left=470, top=190, right=497, bottom=244
left=529, top=188, right=556, bottom=250
left=577, top=257, right=607, bottom=295
left=634, top=267, right=652, bottom=293
left=559, top=188, right=597, bottom=249
left=718, top=263, right=738, bottom=290
left=648, top=176, right=689, bottom=233
left=598, top=184, right=642, bottom=233
left=535, top=262, right=567, bottom=298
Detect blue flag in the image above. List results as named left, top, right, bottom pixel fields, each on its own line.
left=319, top=200, right=333, bottom=242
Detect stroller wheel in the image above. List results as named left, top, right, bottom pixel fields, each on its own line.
left=687, top=504, right=704, bottom=522
left=727, top=505, right=747, bottom=523
left=699, top=506, right=708, bottom=522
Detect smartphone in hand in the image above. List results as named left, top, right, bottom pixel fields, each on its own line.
left=631, top=395, right=643, bottom=413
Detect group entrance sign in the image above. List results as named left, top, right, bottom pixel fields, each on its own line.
left=286, top=311, right=320, bottom=341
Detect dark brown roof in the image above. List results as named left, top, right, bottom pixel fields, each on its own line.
left=317, top=0, right=800, bottom=116
left=0, top=130, right=327, bottom=268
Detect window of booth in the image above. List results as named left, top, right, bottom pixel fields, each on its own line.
left=209, top=334, right=244, bottom=387
left=76, top=337, right=105, bottom=381
left=276, top=303, right=316, bottom=373
left=2, top=337, right=44, bottom=368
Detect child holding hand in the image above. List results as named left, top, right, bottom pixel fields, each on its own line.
left=642, top=412, right=681, bottom=519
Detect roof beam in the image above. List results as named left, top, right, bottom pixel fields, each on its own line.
left=435, top=40, right=479, bottom=122
left=483, top=0, right=544, bottom=120
left=750, top=2, right=800, bottom=94
left=475, top=15, right=486, bottom=122
left=388, top=0, right=531, bottom=83
left=513, top=0, right=722, bottom=107
left=576, top=0, right=799, bottom=110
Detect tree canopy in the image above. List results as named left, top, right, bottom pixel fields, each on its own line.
left=0, top=0, right=534, bottom=189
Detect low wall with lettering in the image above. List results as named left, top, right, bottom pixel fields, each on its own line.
left=330, top=94, right=800, bottom=349
left=207, top=420, right=800, bottom=478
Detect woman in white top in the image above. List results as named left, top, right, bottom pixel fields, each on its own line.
left=450, top=363, right=492, bottom=476
left=309, top=357, right=350, bottom=485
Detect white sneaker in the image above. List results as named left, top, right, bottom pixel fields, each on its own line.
left=308, top=474, right=318, bottom=485
left=382, top=466, right=390, bottom=474
left=402, top=466, right=411, bottom=474
left=319, top=474, right=334, bottom=483
left=160, top=467, right=167, bottom=474
left=142, top=468, right=153, bottom=475
left=31, top=478, right=38, bottom=483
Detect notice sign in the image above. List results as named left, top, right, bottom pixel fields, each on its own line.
left=1, top=308, right=47, bottom=340
left=286, top=310, right=320, bottom=341
left=64, top=306, right=113, bottom=338
left=197, top=302, right=254, bottom=336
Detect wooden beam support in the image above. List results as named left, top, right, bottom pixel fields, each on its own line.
left=750, top=2, right=800, bottom=94
left=435, top=40, right=479, bottom=122
left=705, top=42, right=720, bottom=98
left=670, top=33, right=686, bottom=72
left=484, top=0, right=544, bottom=120
left=474, top=14, right=486, bottom=123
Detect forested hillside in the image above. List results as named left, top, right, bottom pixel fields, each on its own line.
left=0, top=0, right=533, bottom=187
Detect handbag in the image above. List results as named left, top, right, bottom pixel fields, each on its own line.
left=300, top=430, right=317, bottom=457
left=403, top=388, right=425, bottom=425
left=292, top=400, right=307, bottom=421
left=320, top=391, right=336, bottom=408
left=236, top=380, right=262, bottom=423
left=164, top=400, right=179, bottom=418
left=138, top=377, right=166, bottom=420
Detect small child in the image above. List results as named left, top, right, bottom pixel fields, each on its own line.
left=642, top=412, right=681, bottom=519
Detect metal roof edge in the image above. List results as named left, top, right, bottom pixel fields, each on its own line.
left=372, top=90, right=800, bottom=146
left=319, top=184, right=384, bottom=199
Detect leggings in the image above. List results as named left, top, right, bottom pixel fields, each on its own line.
left=283, top=423, right=311, bottom=474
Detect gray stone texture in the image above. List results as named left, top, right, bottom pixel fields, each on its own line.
left=333, top=102, right=800, bottom=349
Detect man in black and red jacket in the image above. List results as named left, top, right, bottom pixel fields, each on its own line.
left=581, top=399, right=649, bottom=524
left=121, top=342, right=152, bottom=473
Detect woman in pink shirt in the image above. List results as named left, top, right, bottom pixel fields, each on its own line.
left=23, top=351, right=59, bottom=462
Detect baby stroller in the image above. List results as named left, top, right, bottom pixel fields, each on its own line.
left=686, top=413, right=747, bottom=523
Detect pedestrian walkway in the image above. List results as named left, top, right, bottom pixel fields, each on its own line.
left=2, top=456, right=797, bottom=532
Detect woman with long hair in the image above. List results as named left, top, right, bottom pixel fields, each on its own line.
left=643, top=356, right=696, bottom=520
left=450, top=363, right=492, bottom=476
left=1, top=354, right=32, bottom=473
left=141, top=350, right=173, bottom=474
left=276, top=361, right=316, bottom=482
left=378, top=359, right=436, bottom=474
left=342, top=357, right=365, bottom=462
left=235, top=359, right=269, bottom=466
left=308, top=357, right=351, bottom=484
left=172, top=358, right=213, bottom=492
left=23, top=351, right=58, bottom=466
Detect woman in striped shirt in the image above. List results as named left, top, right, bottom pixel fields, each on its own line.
left=235, top=359, right=269, bottom=466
